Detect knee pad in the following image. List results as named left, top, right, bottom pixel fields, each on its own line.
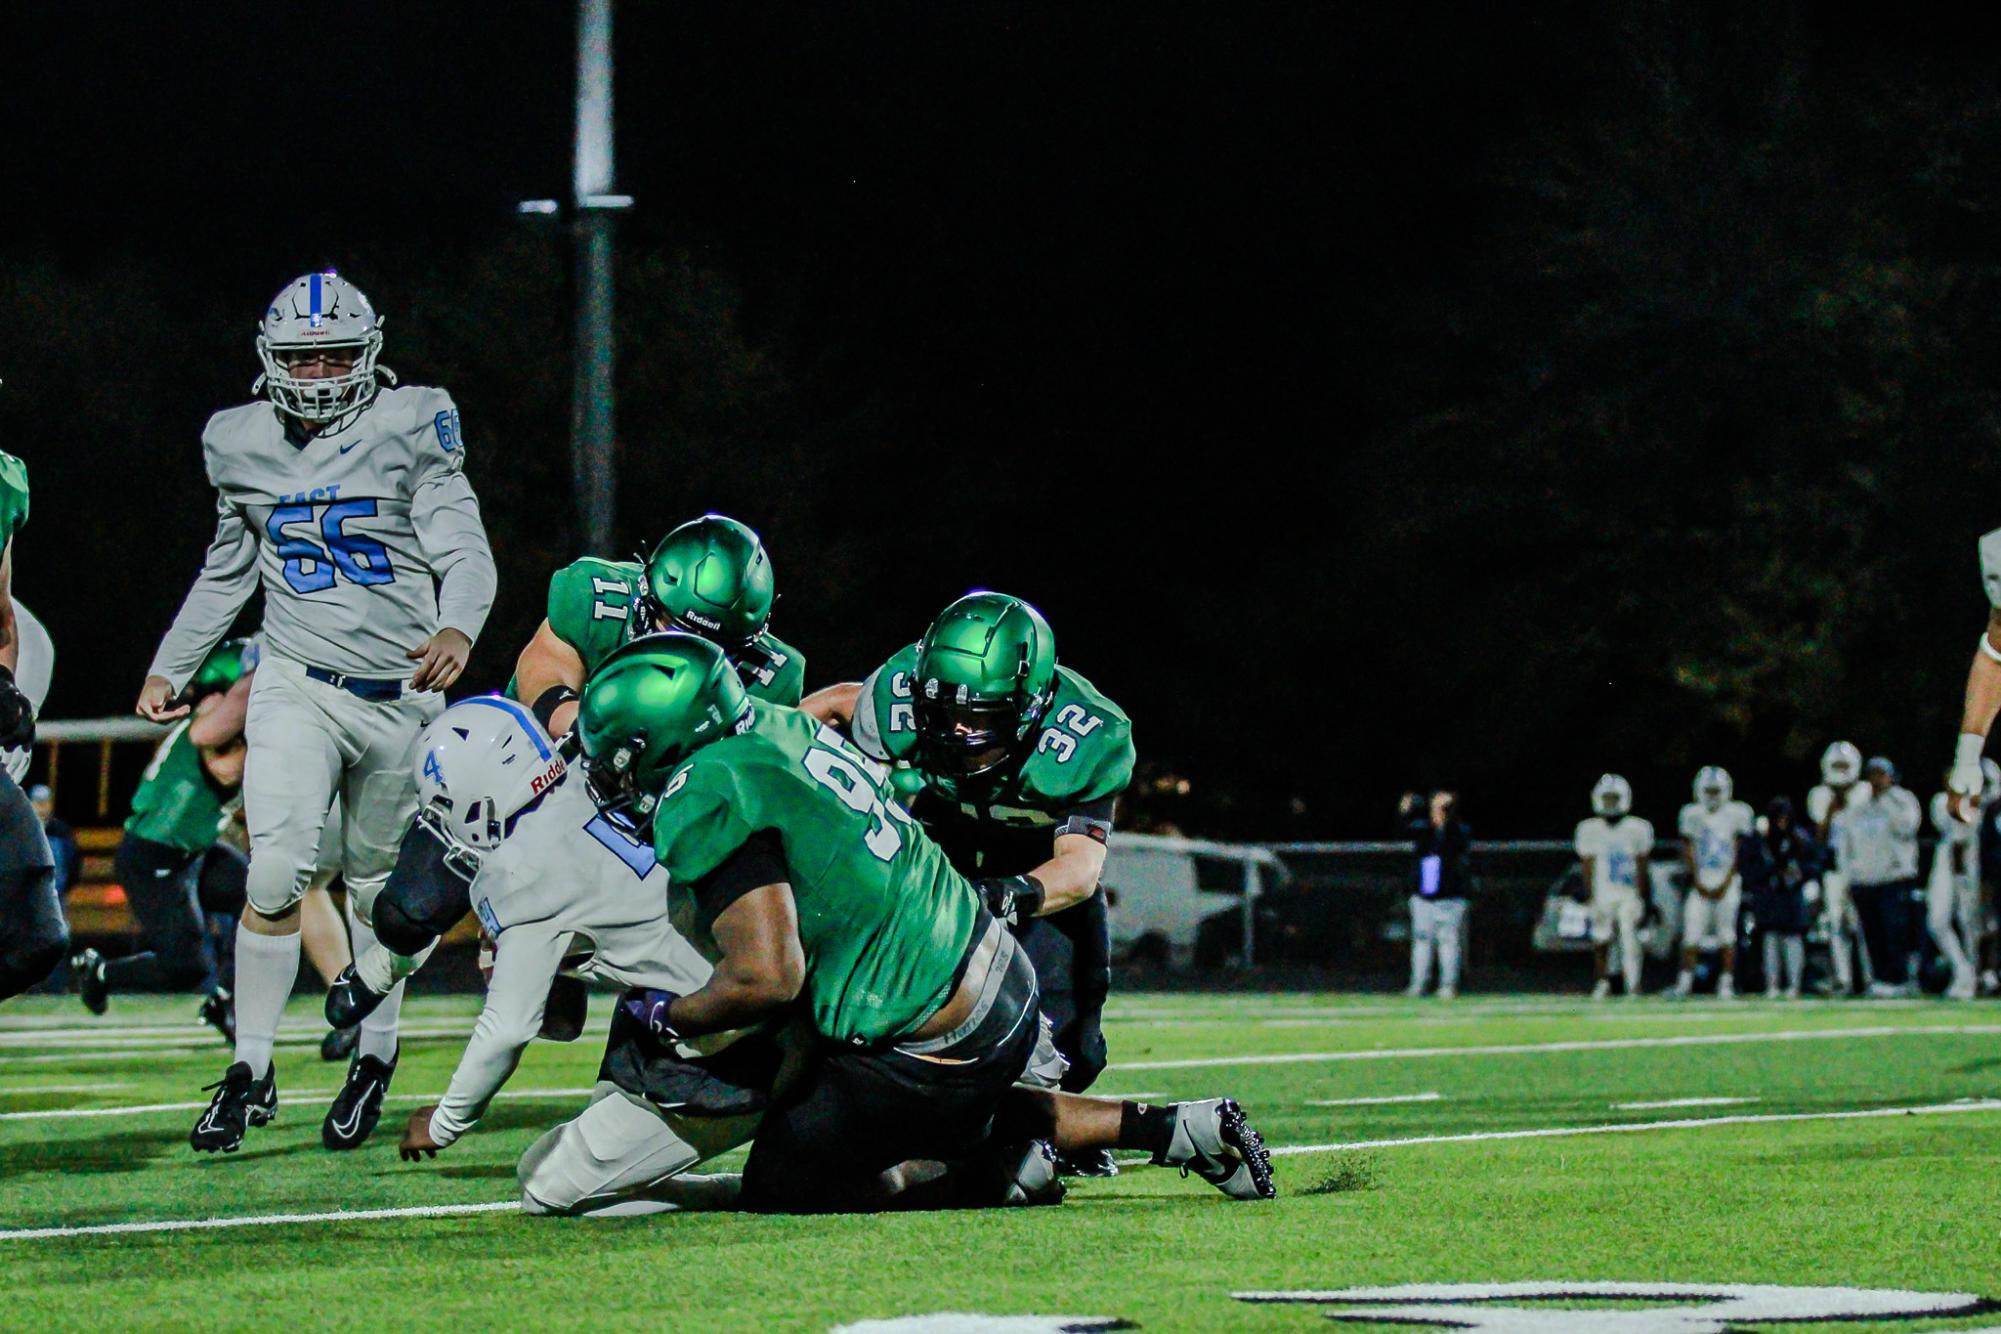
left=244, top=851, right=314, bottom=918
left=372, top=823, right=474, bottom=955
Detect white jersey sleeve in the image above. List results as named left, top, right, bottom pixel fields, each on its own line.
left=146, top=493, right=261, bottom=692
left=1574, top=818, right=1603, bottom=860
left=1806, top=785, right=1835, bottom=827
left=1677, top=803, right=1703, bottom=841
left=406, top=391, right=496, bottom=643
left=428, top=911, right=572, bottom=1146
left=1632, top=815, right=1656, bottom=857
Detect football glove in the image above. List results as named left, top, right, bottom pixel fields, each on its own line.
left=620, top=987, right=684, bottom=1042
left=976, top=874, right=1046, bottom=929
left=0, top=664, right=34, bottom=750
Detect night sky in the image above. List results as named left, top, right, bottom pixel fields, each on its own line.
left=4, top=5, right=1999, bottom=836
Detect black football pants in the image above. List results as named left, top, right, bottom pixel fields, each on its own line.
left=0, top=771, right=64, bottom=1001
left=104, top=836, right=247, bottom=993
left=1019, top=890, right=1110, bottom=1091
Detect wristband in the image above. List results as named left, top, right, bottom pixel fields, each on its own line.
left=1957, top=733, right=1988, bottom=770
left=531, top=685, right=580, bottom=733
left=979, top=874, right=1046, bottom=927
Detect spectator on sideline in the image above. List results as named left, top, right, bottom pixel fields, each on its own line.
left=1832, top=757, right=1923, bottom=997
left=30, top=784, right=79, bottom=899
left=1739, top=796, right=1819, bottom=999
left=1398, top=789, right=1473, bottom=998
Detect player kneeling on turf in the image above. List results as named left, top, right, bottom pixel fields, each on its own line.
left=581, top=634, right=1273, bottom=1212
left=374, top=696, right=780, bottom=1210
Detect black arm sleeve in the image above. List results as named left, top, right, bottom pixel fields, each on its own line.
left=1054, top=794, right=1118, bottom=843
left=690, top=830, right=789, bottom=926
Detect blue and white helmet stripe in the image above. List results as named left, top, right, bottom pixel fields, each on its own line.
left=255, top=269, right=387, bottom=425
left=412, top=695, right=566, bottom=856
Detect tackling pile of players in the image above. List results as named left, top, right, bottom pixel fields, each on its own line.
left=6, top=271, right=1272, bottom=1213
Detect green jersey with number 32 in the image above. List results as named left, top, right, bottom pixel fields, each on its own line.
left=651, top=702, right=982, bottom=1046
left=538, top=557, right=806, bottom=704
left=852, top=643, right=1134, bottom=830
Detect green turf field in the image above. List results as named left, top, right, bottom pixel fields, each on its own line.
left=4, top=991, right=2000, bottom=1332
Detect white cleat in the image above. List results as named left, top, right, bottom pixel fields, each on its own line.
left=1159, top=1099, right=1275, bottom=1201
left=1590, top=979, right=1612, bottom=1001
left=1947, top=970, right=1978, bottom=1001
left=1716, top=974, right=1735, bottom=1000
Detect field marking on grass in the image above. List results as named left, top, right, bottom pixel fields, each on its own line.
left=0, top=1087, right=599, bottom=1122
left=0, top=1200, right=518, bottom=1241
left=1305, top=1091, right=1444, bottom=1107
left=1112, top=1022, right=2001, bottom=1071
left=1613, top=1096, right=1758, bottom=1110
left=0, top=1083, right=133, bottom=1095
left=1270, top=1097, right=2001, bottom=1156
left=0, top=1024, right=475, bottom=1050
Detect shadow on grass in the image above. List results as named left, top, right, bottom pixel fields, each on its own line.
left=0, top=1125, right=192, bottom=1178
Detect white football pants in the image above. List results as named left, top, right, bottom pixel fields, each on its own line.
left=517, top=1082, right=759, bottom=1216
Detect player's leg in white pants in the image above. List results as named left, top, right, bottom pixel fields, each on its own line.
left=1431, top=898, right=1466, bottom=997
left=335, top=692, right=444, bottom=1064
left=517, top=1082, right=760, bottom=1216
left=235, top=665, right=345, bottom=1079
left=1928, top=865, right=1976, bottom=995
left=1615, top=896, right=1643, bottom=995
left=1405, top=896, right=1434, bottom=996
left=1823, top=871, right=1855, bottom=992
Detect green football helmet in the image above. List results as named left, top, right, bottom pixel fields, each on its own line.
left=576, top=632, right=752, bottom=833
left=185, top=637, right=254, bottom=702
left=639, top=514, right=776, bottom=651
left=912, top=591, right=1058, bottom=781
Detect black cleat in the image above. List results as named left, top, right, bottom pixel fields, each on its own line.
left=1054, top=1146, right=1120, bottom=1178
left=71, top=949, right=107, bottom=1016
left=1157, top=1098, right=1276, bottom=1200
left=320, top=1022, right=360, bottom=1063
left=323, top=964, right=389, bottom=1030
left=197, top=989, right=235, bottom=1045
left=321, top=1048, right=397, bottom=1150
left=189, top=1061, right=276, bottom=1153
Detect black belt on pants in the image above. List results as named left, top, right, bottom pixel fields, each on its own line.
left=305, top=667, right=406, bottom=702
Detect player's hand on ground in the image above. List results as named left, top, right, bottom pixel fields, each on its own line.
left=407, top=628, right=472, bottom=692
left=135, top=674, right=190, bottom=722
left=399, top=1105, right=444, bottom=1161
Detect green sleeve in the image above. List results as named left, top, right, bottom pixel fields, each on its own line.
left=0, top=452, right=29, bottom=552
left=546, top=559, right=642, bottom=673
left=1020, top=670, right=1135, bottom=807
left=652, top=759, right=759, bottom=889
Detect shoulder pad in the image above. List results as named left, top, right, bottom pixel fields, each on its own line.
left=546, top=558, right=642, bottom=648
left=854, top=644, right=921, bottom=763
left=651, top=750, right=757, bottom=886
left=1019, top=666, right=1134, bottom=806
left=742, top=631, right=806, bottom=705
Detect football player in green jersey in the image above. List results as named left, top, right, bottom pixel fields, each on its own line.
left=804, top=592, right=1131, bottom=1173
left=512, top=513, right=805, bottom=741
left=0, top=448, right=64, bottom=1002
left=585, top=634, right=1271, bottom=1212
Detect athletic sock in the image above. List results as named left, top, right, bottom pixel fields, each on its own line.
left=1118, top=1101, right=1176, bottom=1158
left=231, top=925, right=301, bottom=1079
left=359, top=979, right=405, bottom=1065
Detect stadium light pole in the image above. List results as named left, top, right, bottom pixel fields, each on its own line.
left=523, top=0, right=633, bottom=556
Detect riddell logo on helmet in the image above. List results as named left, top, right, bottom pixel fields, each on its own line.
left=530, top=757, right=567, bottom=795
left=684, top=610, right=721, bottom=631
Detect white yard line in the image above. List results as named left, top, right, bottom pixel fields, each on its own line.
left=0, top=1200, right=519, bottom=1240
left=1113, top=1022, right=2001, bottom=1071
left=1305, top=1091, right=1444, bottom=1107
left=0, top=1083, right=132, bottom=1096
left=0, top=1087, right=599, bottom=1122
left=1270, top=1098, right=2001, bottom=1156
left=1612, top=1096, right=1758, bottom=1111
left=0, top=1025, right=475, bottom=1050
left=11, top=1097, right=2000, bottom=1242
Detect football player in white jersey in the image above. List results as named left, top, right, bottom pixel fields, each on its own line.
left=1807, top=740, right=1866, bottom=993
left=372, top=697, right=767, bottom=1209
left=136, top=271, right=496, bottom=1154
left=1674, top=766, right=1755, bottom=997
left=1575, top=775, right=1653, bottom=999
left=1945, top=527, right=2001, bottom=822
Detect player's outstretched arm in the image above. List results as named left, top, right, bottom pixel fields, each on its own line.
left=800, top=681, right=862, bottom=727
left=142, top=499, right=260, bottom=720
left=638, top=882, right=804, bottom=1041
left=514, top=619, right=587, bottom=736
left=1949, top=607, right=2001, bottom=820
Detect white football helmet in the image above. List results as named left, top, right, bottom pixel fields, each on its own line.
left=411, top=696, right=566, bottom=870
left=254, top=270, right=391, bottom=424
left=1694, top=765, right=1732, bottom=811
left=1591, top=773, right=1632, bottom=819
left=1820, top=740, right=1861, bottom=789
